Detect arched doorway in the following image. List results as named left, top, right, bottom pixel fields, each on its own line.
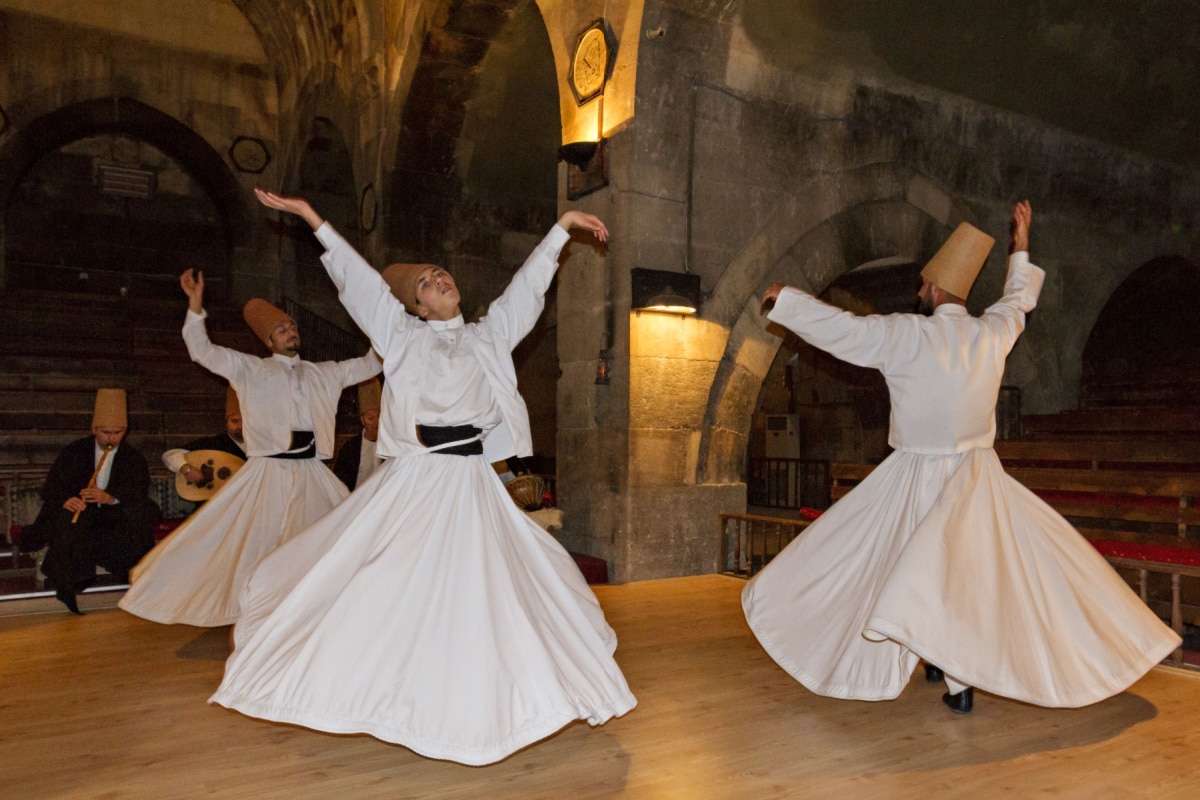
left=0, top=97, right=249, bottom=299
left=1082, top=256, right=1200, bottom=405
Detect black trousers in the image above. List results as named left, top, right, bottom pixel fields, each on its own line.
left=36, top=500, right=160, bottom=591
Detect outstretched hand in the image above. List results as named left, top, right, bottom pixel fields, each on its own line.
left=180, top=268, right=205, bottom=313
left=1009, top=199, right=1032, bottom=254
left=255, top=188, right=325, bottom=231
left=761, top=282, right=785, bottom=314
left=557, top=210, right=609, bottom=242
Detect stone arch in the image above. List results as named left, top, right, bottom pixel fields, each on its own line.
left=386, top=0, right=545, bottom=261
left=695, top=164, right=977, bottom=484
left=0, top=97, right=252, bottom=291
left=1081, top=255, right=1200, bottom=391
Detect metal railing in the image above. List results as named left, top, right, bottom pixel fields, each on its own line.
left=719, top=512, right=812, bottom=578
left=283, top=296, right=368, bottom=362
left=746, top=458, right=830, bottom=510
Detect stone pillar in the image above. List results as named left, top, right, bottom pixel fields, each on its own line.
left=556, top=128, right=748, bottom=583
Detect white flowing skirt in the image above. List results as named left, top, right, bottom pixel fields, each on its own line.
left=742, top=448, right=1180, bottom=707
left=209, top=451, right=637, bottom=766
left=120, top=457, right=349, bottom=627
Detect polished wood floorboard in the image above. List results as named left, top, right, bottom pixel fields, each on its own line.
left=3, top=575, right=1200, bottom=799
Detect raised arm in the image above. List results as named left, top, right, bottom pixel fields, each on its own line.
left=179, top=269, right=252, bottom=383
left=486, top=211, right=608, bottom=347
left=255, top=188, right=325, bottom=231
left=765, top=284, right=899, bottom=371
left=984, top=200, right=1044, bottom=348
left=255, top=188, right=404, bottom=351
left=337, top=348, right=384, bottom=388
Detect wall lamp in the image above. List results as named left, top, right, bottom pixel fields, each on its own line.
left=560, top=138, right=608, bottom=200
left=631, top=267, right=701, bottom=315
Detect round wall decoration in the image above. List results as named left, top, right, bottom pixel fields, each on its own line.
left=360, top=183, right=377, bottom=233
left=570, top=22, right=610, bottom=104
left=228, top=136, right=270, bottom=174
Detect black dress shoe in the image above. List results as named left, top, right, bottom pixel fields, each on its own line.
left=55, top=589, right=83, bottom=616
left=942, top=688, right=973, bottom=714
left=925, top=664, right=944, bottom=683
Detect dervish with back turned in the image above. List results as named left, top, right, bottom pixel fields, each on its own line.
left=119, top=272, right=381, bottom=627
left=210, top=188, right=635, bottom=766
left=743, top=201, right=1180, bottom=713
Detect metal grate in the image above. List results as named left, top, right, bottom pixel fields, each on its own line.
left=98, top=164, right=156, bottom=199
left=746, top=458, right=830, bottom=510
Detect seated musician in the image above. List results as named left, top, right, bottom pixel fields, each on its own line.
left=162, top=385, right=247, bottom=493
left=19, top=389, right=160, bottom=614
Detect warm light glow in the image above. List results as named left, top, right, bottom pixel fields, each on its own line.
left=643, top=303, right=697, bottom=315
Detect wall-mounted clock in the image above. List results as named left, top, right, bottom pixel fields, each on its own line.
left=229, top=136, right=270, bottom=174
left=570, top=22, right=610, bottom=104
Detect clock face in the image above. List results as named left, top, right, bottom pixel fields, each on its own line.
left=572, top=26, right=608, bottom=102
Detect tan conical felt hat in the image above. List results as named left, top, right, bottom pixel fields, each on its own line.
left=920, top=222, right=995, bottom=299
left=357, top=378, right=382, bottom=414
left=381, top=263, right=436, bottom=316
left=225, top=385, right=240, bottom=419
left=243, top=299, right=292, bottom=345
left=93, top=388, right=127, bottom=428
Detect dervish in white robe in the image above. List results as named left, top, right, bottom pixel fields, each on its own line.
left=120, top=309, right=381, bottom=627
left=743, top=208, right=1180, bottom=710
left=210, top=192, right=636, bottom=766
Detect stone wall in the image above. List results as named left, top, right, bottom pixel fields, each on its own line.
left=0, top=6, right=278, bottom=301
left=553, top=0, right=1200, bottom=581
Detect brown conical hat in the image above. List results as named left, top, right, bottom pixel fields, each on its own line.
left=381, top=262, right=437, bottom=316
left=225, top=385, right=241, bottom=419
left=93, top=388, right=127, bottom=428
left=920, top=222, right=995, bottom=299
left=243, top=298, right=293, bottom=345
left=357, top=377, right=382, bottom=414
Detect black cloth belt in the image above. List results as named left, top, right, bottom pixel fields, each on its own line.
left=416, top=424, right=483, bottom=456
left=267, top=430, right=317, bottom=459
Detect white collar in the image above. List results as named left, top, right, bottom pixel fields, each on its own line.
left=427, top=315, right=465, bottom=331
left=933, top=304, right=969, bottom=317
left=272, top=352, right=302, bottom=365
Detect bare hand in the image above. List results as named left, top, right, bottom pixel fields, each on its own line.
left=181, top=268, right=205, bottom=313
left=557, top=210, right=609, bottom=242
left=63, top=497, right=87, bottom=514
left=79, top=487, right=113, bottom=505
left=255, top=188, right=325, bottom=231
left=1009, top=199, right=1032, bottom=254
left=761, top=283, right=785, bottom=314
left=181, top=465, right=204, bottom=485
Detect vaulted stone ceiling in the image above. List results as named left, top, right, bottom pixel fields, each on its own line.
left=742, top=0, right=1200, bottom=169
left=232, top=0, right=1200, bottom=171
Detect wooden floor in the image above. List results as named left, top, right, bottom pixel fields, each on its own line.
left=3, top=575, right=1200, bottom=799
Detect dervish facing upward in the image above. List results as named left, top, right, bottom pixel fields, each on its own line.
left=119, top=280, right=381, bottom=627
left=209, top=189, right=635, bottom=766
left=743, top=201, right=1180, bottom=713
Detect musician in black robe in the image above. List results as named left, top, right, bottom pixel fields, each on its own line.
left=331, top=378, right=381, bottom=491
left=163, top=385, right=247, bottom=491
left=20, top=389, right=160, bottom=614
